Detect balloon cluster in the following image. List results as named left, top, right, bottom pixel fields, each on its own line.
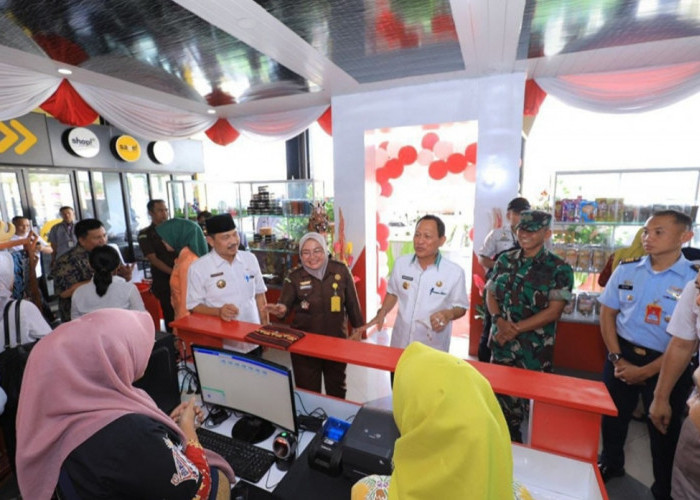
left=375, top=133, right=477, bottom=197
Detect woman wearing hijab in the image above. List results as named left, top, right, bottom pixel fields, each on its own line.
left=352, top=342, right=531, bottom=500
left=71, top=245, right=145, bottom=319
left=156, top=218, right=209, bottom=321
left=15, top=309, right=234, bottom=500
left=266, top=232, right=364, bottom=399
left=598, top=227, right=645, bottom=287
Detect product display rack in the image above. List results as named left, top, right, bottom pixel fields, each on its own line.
left=167, top=179, right=324, bottom=289
left=550, top=168, right=700, bottom=324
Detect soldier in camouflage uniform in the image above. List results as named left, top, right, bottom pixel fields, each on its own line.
left=485, top=210, right=573, bottom=441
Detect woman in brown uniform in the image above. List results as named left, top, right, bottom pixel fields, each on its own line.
left=267, top=232, right=364, bottom=399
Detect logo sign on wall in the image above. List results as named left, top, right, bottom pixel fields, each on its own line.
left=148, top=140, right=174, bottom=165
left=112, top=135, right=141, bottom=162
left=64, top=127, right=99, bottom=158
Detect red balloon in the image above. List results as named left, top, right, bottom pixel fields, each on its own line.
left=398, top=145, right=418, bottom=165
left=464, top=163, right=476, bottom=182
left=421, top=132, right=439, bottom=151
left=375, top=167, right=389, bottom=183
left=468, top=227, right=475, bottom=241
left=377, top=223, right=390, bottom=251
left=465, top=142, right=477, bottom=164
left=380, top=181, right=393, bottom=197
left=428, top=160, right=448, bottom=180
left=446, top=153, right=467, bottom=174
left=384, top=158, right=404, bottom=179
left=379, top=141, right=389, bottom=150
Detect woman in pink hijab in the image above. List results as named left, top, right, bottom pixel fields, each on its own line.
left=15, top=309, right=234, bottom=499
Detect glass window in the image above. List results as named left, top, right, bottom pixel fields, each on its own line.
left=126, top=173, right=150, bottom=235
left=76, top=170, right=95, bottom=219
left=92, top=171, right=128, bottom=255
left=0, top=171, right=23, bottom=223
left=27, top=171, right=75, bottom=228
left=150, top=173, right=172, bottom=200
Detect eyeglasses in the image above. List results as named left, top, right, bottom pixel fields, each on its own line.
left=301, top=248, right=325, bottom=257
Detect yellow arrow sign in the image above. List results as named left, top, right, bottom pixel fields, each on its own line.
left=0, top=119, right=37, bottom=155
left=0, top=122, right=18, bottom=154
left=10, top=120, right=37, bottom=154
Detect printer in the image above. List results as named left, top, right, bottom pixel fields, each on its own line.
left=341, top=405, right=400, bottom=481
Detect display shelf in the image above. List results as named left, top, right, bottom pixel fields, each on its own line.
left=166, top=178, right=325, bottom=290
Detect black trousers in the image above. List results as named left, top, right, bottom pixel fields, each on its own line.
left=600, top=336, right=693, bottom=500
left=291, top=353, right=347, bottom=399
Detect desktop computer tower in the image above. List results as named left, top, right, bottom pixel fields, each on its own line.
left=133, top=331, right=180, bottom=414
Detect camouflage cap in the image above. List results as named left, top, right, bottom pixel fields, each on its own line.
left=516, top=210, right=552, bottom=231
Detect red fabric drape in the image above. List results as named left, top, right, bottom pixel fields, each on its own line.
left=205, top=119, right=240, bottom=146
left=40, top=80, right=98, bottom=126
left=524, top=79, right=547, bottom=116
left=33, top=34, right=88, bottom=66
left=317, top=107, right=332, bottom=135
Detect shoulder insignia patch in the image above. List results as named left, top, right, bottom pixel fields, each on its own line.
left=620, top=257, right=642, bottom=265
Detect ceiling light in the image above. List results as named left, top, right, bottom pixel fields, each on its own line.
left=207, top=109, right=216, bottom=114
left=57, top=68, right=72, bottom=75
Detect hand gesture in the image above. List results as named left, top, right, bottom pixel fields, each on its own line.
left=219, top=303, right=239, bottom=321
left=649, top=397, right=672, bottom=434
left=265, top=303, right=287, bottom=318
left=429, top=312, right=449, bottom=332
left=117, top=262, right=136, bottom=282
left=170, top=398, right=204, bottom=439
left=356, top=311, right=387, bottom=334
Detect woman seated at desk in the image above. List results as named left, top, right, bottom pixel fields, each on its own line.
left=71, top=246, right=145, bottom=319
left=15, top=309, right=235, bottom=500
left=267, top=232, right=364, bottom=399
left=352, top=342, right=532, bottom=500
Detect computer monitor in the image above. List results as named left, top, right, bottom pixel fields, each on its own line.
left=191, top=345, right=298, bottom=444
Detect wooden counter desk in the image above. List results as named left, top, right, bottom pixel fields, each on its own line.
left=171, top=314, right=617, bottom=464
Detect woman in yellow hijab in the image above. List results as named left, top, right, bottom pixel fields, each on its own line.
left=352, top=342, right=529, bottom=500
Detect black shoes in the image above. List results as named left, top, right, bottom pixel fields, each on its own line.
left=598, top=462, right=625, bottom=482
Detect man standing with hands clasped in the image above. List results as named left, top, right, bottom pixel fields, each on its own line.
left=360, top=214, right=468, bottom=354
left=186, top=213, right=268, bottom=355
left=597, top=210, right=696, bottom=500
left=485, top=210, right=573, bottom=442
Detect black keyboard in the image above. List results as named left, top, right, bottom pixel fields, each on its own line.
left=196, top=427, right=276, bottom=483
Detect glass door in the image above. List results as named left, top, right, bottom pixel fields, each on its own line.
left=76, top=170, right=96, bottom=219
left=0, top=170, right=24, bottom=223
left=26, top=170, right=76, bottom=229
left=150, top=173, right=172, bottom=201
left=92, top=171, right=129, bottom=258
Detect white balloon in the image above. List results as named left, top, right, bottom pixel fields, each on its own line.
left=433, top=140, right=454, bottom=160
left=417, top=149, right=433, bottom=166
left=375, top=148, right=389, bottom=169
left=387, top=141, right=402, bottom=159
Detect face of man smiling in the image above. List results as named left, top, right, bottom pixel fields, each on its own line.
left=207, top=229, right=240, bottom=262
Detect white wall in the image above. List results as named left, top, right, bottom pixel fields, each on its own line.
left=333, top=74, right=526, bottom=314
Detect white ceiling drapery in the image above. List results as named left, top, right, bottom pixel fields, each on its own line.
left=536, top=62, right=700, bottom=114
left=0, top=62, right=61, bottom=121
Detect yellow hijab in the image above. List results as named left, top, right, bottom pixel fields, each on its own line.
left=611, top=227, right=645, bottom=272
left=389, top=342, right=513, bottom=500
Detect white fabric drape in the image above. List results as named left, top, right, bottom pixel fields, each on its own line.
left=228, top=105, right=328, bottom=142
left=536, top=62, right=700, bottom=113
left=0, top=62, right=61, bottom=120
left=71, top=82, right=216, bottom=141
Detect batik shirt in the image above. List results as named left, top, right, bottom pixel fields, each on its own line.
left=486, top=246, right=573, bottom=367
left=53, top=244, right=92, bottom=322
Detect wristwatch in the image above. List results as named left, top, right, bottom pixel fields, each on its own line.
left=492, top=313, right=504, bottom=323
left=607, top=352, right=623, bottom=363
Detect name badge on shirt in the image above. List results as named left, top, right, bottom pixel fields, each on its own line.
left=210, top=272, right=224, bottom=278
left=330, top=283, right=341, bottom=312
left=618, top=283, right=633, bottom=290
left=645, top=303, right=662, bottom=325
left=401, top=275, right=413, bottom=281
left=299, top=280, right=312, bottom=290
